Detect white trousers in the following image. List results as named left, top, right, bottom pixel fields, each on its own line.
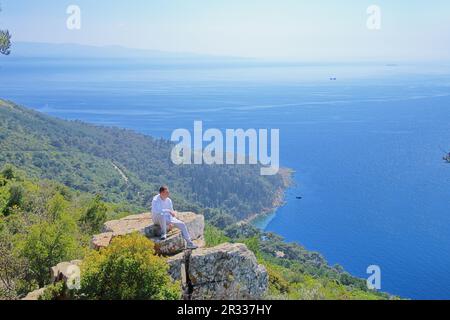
left=152, top=213, right=192, bottom=242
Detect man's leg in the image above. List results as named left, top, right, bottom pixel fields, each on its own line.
left=155, top=214, right=167, bottom=239
left=170, top=217, right=197, bottom=248
left=170, top=217, right=191, bottom=242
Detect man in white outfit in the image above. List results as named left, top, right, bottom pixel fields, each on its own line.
left=151, top=186, right=198, bottom=249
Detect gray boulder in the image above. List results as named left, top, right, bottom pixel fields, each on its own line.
left=168, top=243, right=268, bottom=300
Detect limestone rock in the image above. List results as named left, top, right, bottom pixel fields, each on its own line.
left=91, top=232, right=113, bottom=250
left=22, top=288, right=46, bottom=300
left=151, top=230, right=185, bottom=256
left=103, top=214, right=151, bottom=235
left=168, top=243, right=268, bottom=300
left=167, top=253, right=185, bottom=281
left=91, top=212, right=205, bottom=255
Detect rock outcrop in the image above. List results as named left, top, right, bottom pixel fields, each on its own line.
left=91, top=212, right=205, bottom=255
left=168, top=243, right=268, bottom=300
left=21, top=260, right=83, bottom=300
left=23, top=212, right=268, bottom=300
left=22, top=288, right=47, bottom=301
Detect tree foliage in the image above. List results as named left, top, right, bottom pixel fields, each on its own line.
left=80, top=233, right=180, bottom=300
left=0, top=166, right=131, bottom=299
left=0, top=30, right=11, bottom=55
left=15, top=215, right=80, bottom=287
left=0, top=223, right=26, bottom=298
left=0, top=4, right=12, bottom=56
left=79, top=195, right=108, bottom=234
left=204, top=223, right=230, bottom=247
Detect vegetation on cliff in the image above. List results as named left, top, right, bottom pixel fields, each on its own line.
left=80, top=233, right=180, bottom=300
left=0, top=166, right=132, bottom=298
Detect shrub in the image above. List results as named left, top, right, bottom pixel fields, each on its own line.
left=1, top=165, right=15, bottom=180
left=3, top=183, right=25, bottom=216
left=39, top=282, right=65, bottom=301
left=265, top=263, right=290, bottom=297
left=240, top=236, right=261, bottom=259
left=204, top=223, right=230, bottom=247
left=80, top=233, right=180, bottom=300
left=15, top=214, right=80, bottom=287
left=79, top=195, right=107, bottom=234
left=0, top=225, right=27, bottom=299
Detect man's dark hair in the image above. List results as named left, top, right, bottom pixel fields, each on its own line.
left=159, top=186, right=169, bottom=194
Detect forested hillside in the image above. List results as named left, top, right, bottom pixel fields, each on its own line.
left=0, top=99, right=285, bottom=226
left=0, top=168, right=389, bottom=300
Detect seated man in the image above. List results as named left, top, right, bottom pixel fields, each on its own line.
left=151, top=186, right=198, bottom=249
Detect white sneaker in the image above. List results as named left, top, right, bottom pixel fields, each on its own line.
left=186, top=242, right=198, bottom=250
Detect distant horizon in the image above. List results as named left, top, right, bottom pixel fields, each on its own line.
left=6, top=41, right=450, bottom=65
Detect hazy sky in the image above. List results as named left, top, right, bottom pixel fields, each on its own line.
left=1, top=0, right=449, bottom=61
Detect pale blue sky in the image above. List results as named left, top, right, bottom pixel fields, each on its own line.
left=1, top=0, right=449, bottom=61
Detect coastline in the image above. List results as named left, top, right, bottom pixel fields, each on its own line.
left=243, top=167, right=295, bottom=228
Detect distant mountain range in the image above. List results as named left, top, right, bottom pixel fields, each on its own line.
left=10, top=42, right=251, bottom=62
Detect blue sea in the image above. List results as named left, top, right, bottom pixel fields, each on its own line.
left=1, top=57, right=450, bottom=299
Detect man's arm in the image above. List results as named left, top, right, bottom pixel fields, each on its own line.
left=151, top=198, right=163, bottom=215
left=152, top=197, right=175, bottom=216
left=168, top=199, right=177, bottom=217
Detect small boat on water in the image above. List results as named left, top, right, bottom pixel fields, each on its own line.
left=296, top=196, right=303, bottom=200
left=444, top=153, right=450, bottom=163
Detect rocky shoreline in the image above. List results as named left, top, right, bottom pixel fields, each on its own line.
left=243, top=167, right=295, bottom=226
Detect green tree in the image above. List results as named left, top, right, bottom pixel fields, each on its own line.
left=79, top=195, right=107, bottom=234
left=1, top=165, right=15, bottom=180
left=241, top=236, right=262, bottom=259
left=0, top=30, right=11, bottom=55
left=0, top=224, right=26, bottom=299
left=46, top=194, right=69, bottom=221
left=16, top=214, right=80, bottom=287
left=80, top=233, right=180, bottom=300
left=0, top=4, right=11, bottom=55
left=204, top=223, right=230, bottom=247
left=3, top=183, right=25, bottom=216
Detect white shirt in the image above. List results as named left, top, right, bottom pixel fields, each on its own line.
left=151, top=194, right=173, bottom=217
